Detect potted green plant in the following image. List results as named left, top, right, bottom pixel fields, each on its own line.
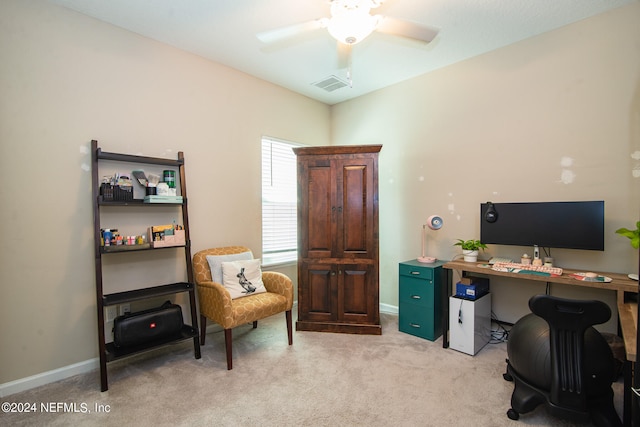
left=616, top=221, right=640, bottom=249
left=616, top=221, right=639, bottom=281
left=454, top=239, right=488, bottom=262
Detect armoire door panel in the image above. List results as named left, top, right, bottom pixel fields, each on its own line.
left=339, top=159, right=374, bottom=257
left=341, top=268, right=368, bottom=314
left=304, top=164, right=334, bottom=259
left=299, top=263, right=336, bottom=322
left=340, top=265, right=377, bottom=324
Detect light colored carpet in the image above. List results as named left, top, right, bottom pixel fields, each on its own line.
left=3, top=308, right=622, bottom=426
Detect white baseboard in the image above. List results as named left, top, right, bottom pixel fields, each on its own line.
left=0, top=358, right=99, bottom=398
left=1, top=301, right=398, bottom=397
left=380, top=303, right=398, bottom=315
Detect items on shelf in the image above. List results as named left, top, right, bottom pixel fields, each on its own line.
left=131, top=169, right=178, bottom=197
left=148, top=224, right=186, bottom=248
left=143, top=195, right=183, bottom=203
left=163, top=170, right=176, bottom=188
left=113, top=300, right=184, bottom=348
left=100, top=173, right=133, bottom=201
left=101, top=228, right=147, bottom=247
left=100, top=224, right=186, bottom=249
left=101, top=169, right=180, bottom=200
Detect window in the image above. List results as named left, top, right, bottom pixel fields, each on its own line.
left=261, top=137, right=300, bottom=266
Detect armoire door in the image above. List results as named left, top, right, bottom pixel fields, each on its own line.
left=335, top=158, right=377, bottom=260
left=297, top=158, right=336, bottom=259
left=298, top=262, right=336, bottom=323
left=298, top=156, right=378, bottom=260
left=338, top=263, right=378, bottom=324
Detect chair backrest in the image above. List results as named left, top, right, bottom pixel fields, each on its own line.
left=192, top=246, right=252, bottom=284
left=528, top=294, right=611, bottom=414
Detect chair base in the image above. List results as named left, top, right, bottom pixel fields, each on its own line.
left=201, top=310, right=293, bottom=370
left=503, top=360, right=621, bottom=427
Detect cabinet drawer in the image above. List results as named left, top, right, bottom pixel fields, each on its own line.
left=399, top=277, right=435, bottom=308
left=399, top=263, right=434, bottom=280
left=399, top=301, right=439, bottom=341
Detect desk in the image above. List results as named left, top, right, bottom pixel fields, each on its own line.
left=442, top=259, right=638, bottom=426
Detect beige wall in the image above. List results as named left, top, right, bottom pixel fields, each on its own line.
left=0, top=0, right=329, bottom=385
left=332, top=3, right=640, bottom=328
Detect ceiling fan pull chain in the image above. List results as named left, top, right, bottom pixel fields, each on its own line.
left=346, top=44, right=353, bottom=88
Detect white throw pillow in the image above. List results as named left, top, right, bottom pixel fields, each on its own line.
left=221, top=259, right=266, bottom=299
left=206, top=251, right=253, bottom=284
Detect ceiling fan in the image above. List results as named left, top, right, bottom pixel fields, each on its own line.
left=256, top=0, right=439, bottom=86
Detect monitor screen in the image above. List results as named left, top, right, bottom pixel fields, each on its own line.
left=480, top=201, right=605, bottom=251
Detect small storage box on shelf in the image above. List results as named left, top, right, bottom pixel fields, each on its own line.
left=149, top=228, right=186, bottom=248
left=91, top=140, right=201, bottom=391
left=100, top=183, right=133, bottom=201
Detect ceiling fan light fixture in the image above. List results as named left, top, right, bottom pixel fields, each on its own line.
left=327, top=1, right=378, bottom=45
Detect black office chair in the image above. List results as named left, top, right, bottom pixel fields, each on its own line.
left=503, top=294, right=621, bottom=427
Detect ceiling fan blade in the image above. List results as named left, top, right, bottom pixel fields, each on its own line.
left=256, top=19, right=327, bottom=44
left=375, top=16, right=439, bottom=44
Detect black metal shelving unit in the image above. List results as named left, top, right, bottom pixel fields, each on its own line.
left=91, top=139, right=201, bottom=391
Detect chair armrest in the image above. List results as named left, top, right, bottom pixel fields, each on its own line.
left=262, top=271, right=294, bottom=309
left=196, top=280, right=234, bottom=328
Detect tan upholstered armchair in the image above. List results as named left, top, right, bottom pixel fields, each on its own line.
left=192, top=246, right=293, bottom=369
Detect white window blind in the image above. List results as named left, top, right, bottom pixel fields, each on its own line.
left=261, top=137, right=299, bottom=266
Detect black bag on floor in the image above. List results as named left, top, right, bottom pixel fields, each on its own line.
left=113, top=300, right=183, bottom=348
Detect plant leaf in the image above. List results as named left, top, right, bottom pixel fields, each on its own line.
left=616, top=223, right=640, bottom=249
left=616, top=228, right=635, bottom=238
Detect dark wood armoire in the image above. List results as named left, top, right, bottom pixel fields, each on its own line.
left=293, top=145, right=382, bottom=335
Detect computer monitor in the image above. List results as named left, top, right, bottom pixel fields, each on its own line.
left=480, top=201, right=605, bottom=251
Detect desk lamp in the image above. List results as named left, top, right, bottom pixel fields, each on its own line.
left=418, top=215, right=443, bottom=263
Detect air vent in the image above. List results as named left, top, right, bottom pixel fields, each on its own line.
left=312, top=75, right=349, bottom=92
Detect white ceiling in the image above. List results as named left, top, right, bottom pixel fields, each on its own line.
left=49, top=0, right=634, bottom=105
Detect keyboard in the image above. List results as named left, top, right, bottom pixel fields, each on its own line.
left=488, top=257, right=513, bottom=264
left=492, top=262, right=563, bottom=276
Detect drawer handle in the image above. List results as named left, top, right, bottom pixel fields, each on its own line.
left=410, top=295, right=421, bottom=300
left=410, top=271, right=421, bottom=275
left=409, top=323, right=421, bottom=328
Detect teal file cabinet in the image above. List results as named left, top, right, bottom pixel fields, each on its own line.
left=398, top=259, right=446, bottom=341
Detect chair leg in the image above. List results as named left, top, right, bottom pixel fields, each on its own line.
left=589, top=388, right=622, bottom=427
left=200, top=315, right=207, bottom=345
left=252, top=321, right=258, bottom=328
left=224, top=328, right=233, bottom=370
left=286, top=310, right=293, bottom=345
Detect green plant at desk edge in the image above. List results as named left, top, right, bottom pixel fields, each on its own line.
left=616, top=221, right=640, bottom=249
left=454, top=239, right=488, bottom=251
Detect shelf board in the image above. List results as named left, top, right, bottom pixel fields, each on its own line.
left=105, top=325, right=198, bottom=361
left=103, top=282, right=194, bottom=306
left=100, top=243, right=188, bottom=254
left=97, top=148, right=183, bottom=167
left=102, top=243, right=151, bottom=253
left=98, top=198, right=185, bottom=206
